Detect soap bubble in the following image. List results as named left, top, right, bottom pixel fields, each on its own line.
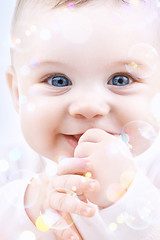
left=124, top=194, right=160, bottom=230
left=138, top=190, right=160, bottom=224
left=126, top=43, right=159, bottom=79
left=121, top=121, right=157, bottom=156
left=124, top=198, right=150, bottom=230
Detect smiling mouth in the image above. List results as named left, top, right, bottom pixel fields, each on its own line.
left=64, top=131, right=120, bottom=148
left=64, top=134, right=83, bottom=148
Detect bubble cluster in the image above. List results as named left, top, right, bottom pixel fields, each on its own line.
left=121, top=120, right=157, bottom=156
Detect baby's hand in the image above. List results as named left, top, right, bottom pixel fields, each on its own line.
left=74, top=128, right=136, bottom=208
left=25, top=160, right=99, bottom=240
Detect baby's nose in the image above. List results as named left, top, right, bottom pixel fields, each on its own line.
left=68, top=99, right=110, bottom=119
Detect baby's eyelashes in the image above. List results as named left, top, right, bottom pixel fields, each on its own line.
left=43, top=74, right=72, bottom=87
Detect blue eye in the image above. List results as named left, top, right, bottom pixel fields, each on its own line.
left=108, top=75, right=132, bottom=86
left=47, top=76, right=72, bottom=87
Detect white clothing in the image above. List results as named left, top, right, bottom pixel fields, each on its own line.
left=1, top=138, right=160, bottom=240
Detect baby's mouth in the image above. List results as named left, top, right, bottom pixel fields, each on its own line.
left=63, top=134, right=83, bottom=148
left=73, top=134, right=83, bottom=141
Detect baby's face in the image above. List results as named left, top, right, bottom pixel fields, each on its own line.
left=10, top=1, right=160, bottom=160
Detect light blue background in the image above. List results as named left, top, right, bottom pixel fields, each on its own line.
left=0, top=0, right=24, bottom=146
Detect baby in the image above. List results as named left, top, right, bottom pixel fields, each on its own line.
left=3, top=0, right=160, bottom=239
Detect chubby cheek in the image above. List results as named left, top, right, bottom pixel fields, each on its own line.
left=19, top=97, right=63, bottom=157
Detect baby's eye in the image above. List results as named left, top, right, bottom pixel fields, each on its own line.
left=47, top=75, right=72, bottom=87
left=108, top=75, right=132, bottom=86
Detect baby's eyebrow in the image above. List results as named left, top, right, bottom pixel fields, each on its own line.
left=38, top=60, right=65, bottom=66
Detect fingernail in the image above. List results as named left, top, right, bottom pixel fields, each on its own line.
left=89, top=182, right=97, bottom=191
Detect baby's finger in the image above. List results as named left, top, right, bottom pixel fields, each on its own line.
left=74, top=142, right=95, bottom=158
left=41, top=209, right=80, bottom=240
left=52, top=174, right=99, bottom=195
left=57, top=157, right=92, bottom=175
left=49, top=191, right=96, bottom=217
left=79, top=128, right=113, bottom=144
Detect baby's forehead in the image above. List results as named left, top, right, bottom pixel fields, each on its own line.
left=11, top=0, right=160, bottom=67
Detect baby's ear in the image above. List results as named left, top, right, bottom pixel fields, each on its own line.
left=6, top=66, right=20, bottom=113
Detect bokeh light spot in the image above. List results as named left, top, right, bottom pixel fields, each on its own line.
left=129, top=0, right=140, bottom=7
left=25, top=30, right=31, bottom=36
left=30, top=25, right=37, bottom=32
left=9, top=148, right=22, bottom=162
left=15, top=38, right=21, bottom=45
left=109, top=222, right=118, bottom=231
left=35, top=216, right=50, bottom=232
left=68, top=2, right=74, bottom=7
left=30, top=58, right=40, bottom=68
left=40, top=29, right=51, bottom=41
left=20, top=65, right=30, bottom=76
left=72, top=186, right=77, bottom=192
left=116, top=214, right=125, bottom=224
left=85, top=172, right=92, bottom=178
